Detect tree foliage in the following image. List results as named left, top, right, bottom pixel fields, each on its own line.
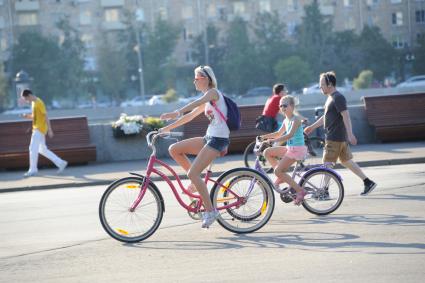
left=274, top=56, right=313, bottom=91
left=0, top=62, right=8, bottom=111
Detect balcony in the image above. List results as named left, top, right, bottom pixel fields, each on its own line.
left=100, top=0, right=124, bottom=7
left=15, top=0, right=40, bottom=11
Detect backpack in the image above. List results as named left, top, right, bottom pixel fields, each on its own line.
left=210, top=93, right=241, bottom=131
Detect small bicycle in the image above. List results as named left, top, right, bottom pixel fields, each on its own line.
left=253, top=137, right=344, bottom=215
left=99, top=131, right=275, bottom=243
left=244, top=120, right=325, bottom=173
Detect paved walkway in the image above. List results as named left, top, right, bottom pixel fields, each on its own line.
left=0, top=141, right=424, bottom=193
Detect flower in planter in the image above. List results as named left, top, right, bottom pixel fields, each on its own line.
left=112, top=114, right=165, bottom=137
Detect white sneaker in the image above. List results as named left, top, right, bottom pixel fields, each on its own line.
left=24, top=171, right=37, bottom=177
left=57, top=161, right=68, bottom=174
left=201, top=210, right=219, bottom=229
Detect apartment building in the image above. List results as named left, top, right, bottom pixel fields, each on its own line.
left=0, top=0, right=424, bottom=69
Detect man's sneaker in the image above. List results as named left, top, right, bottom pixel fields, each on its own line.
left=361, top=180, right=377, bottom=196
left=57, top=161, right=68, bottom=174
left=201, top=210, right=219, bottom=228
left=24, top=171, right=37, bottom=177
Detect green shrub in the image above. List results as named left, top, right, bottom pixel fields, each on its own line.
left=353, top=70, right=373, bottom=90
left=163, top=88, right=178, bottom=103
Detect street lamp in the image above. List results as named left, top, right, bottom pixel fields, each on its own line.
left=134, top=0, right=146, bottom=105
left=14, top=70, right=32, bottom=108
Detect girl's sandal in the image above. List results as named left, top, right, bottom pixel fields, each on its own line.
left=294, top=190, right=307, bottom=206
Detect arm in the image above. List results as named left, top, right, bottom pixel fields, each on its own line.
left=304, top=115, right=324, bottom=135
left=160, top=90, right=218, bottom=121
left=260, top=123, right=286, bottom=140
left=341, top=110, right=357, bottom=145
left=46, top=114, right=54, bottom=138
left=271, top=117, right=302, bottom=144
left=160, top=105, right=205, bottom=132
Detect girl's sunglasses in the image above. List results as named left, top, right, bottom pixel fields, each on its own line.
left=279, top=104, right=289, bottom=108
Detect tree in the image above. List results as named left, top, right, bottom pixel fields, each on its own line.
left=220, top=18, right=259, bottom=94
left=142, top=18, right=181, bottom=93
left=356, top=26, right=396, bottom=80
left=13, top=31, right=62, bottom=104
left=252, top=12, right=292, bottom=87
left=96, top=36, right=127, bottom=102
left=56, top=17, right=86, bottom=104
left=192, top=23, right=224, bottom=66
left=412, top=38, right=425, bottom=75
left=353, top=70, right=373, bottom=89
left=332, top=30, right=363, bottom=80
left=0, top=62, right=8, bottom=111
left=274, top=56, right=313, bottom=91
left=295, top=0, right=334, bottom=75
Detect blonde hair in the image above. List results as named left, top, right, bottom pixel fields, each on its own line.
left=281, top=95, right=302, bottom=116
left=194, top=65, right=217, bottom=88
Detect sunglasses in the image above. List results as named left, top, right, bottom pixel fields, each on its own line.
left=279, top=104, right=289, bottom=108
left=194, top=76, right=206, bottom=81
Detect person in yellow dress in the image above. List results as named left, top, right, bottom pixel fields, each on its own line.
left=21, top=89, right=67, bottom=177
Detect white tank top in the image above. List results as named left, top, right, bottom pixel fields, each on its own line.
left=204, top=89, right=230, bottom=138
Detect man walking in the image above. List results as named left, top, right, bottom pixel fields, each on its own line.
left=21, top=89, right=67, bottom=177
left=304, top=72, right=376, bottom=195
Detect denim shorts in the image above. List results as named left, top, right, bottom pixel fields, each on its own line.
left=203, top=135, right=230, bottom=152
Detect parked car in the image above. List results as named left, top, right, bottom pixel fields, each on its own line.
left=243, top=86, right=273, bottom=98
left=302, top=82, right=353, bottom=95
left=396, top=75, right=425, bottom=89
left=148, top=95, right=166, bottom=105
left=120, top=96, right=146, bottom=107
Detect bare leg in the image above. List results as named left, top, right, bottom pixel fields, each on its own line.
left=168, top=137, right=205, bottom=172
left=264, top=146, right=287, bottom=169
left=187, top=145, right=220, bottom=212
left=274, top=156, right=303, bottom=193
left=341, top=159, right=367, bottom=180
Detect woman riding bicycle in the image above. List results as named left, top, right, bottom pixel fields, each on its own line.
left=158, top=65, right=228, bottom=228
left=259, top=95, right=308, bottom=205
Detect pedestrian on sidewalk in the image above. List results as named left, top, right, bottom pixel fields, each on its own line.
left=159, top=65, right=229, bottom=228
left=20, top=89, right=67, bottom=177
left=304, top=71, right=377, bottom=195
left=256, top=83, right=287, bottom=132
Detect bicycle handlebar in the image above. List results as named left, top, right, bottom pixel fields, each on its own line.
left=146, top=131, right=183, bottom=154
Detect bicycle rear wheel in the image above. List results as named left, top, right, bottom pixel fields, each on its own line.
left=211, top=168, right=275, bottom=234
left=299, top=169, right=344, bottom=215
left=99, top=177, right=164, bottom=243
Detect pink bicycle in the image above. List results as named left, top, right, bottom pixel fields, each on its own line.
left=99, top=131, right=275, bottom=243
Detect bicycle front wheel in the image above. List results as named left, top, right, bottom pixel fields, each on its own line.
left=300, top=169, right=344, bottom=215
left=211, top=168, right=275, bottom=234
left=243, top=141, right=273, bottom=173
left=99, top=177, right=164, bottom=243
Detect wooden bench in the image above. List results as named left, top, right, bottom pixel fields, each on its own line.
left=363, top=93, right=425, bottom=142
left=0, top=116, right=96, bottom=169
left=183, top=105, right=266, bottom=153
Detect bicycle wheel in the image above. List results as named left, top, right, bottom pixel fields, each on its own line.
left=299, top=169, right=344, bottom=215
left=99, top=177, right=164, bottom=243
left=210, top=168, right=275, bottom=234
left=243, top=141, right=273, bottom=173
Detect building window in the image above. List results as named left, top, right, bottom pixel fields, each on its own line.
left=182, top=6, right=193, bottom=20
left=288, top=0, right=299, bottom=11
left=18, top=12, right=38, bottom=26
left=207, top=3, right=216, bottom=19
left=390, top=0, right=402, bottom=3
left=104, top=8, right=119, bottom=22
left=81, top=34, right=94, bottom=49
left=416, top=10, right=425, bottom=23
left=366, top=0, right=379, bottom=6
left=233, top=2, right=246, bottom=15
left=80, top=10, right=91, bottom=25
left=136, top=8, right=144, bottom=22
left=392, top=12, right=403, bottom=26
left=218, top=7, right=226, bottom=21
left=259, top=0, right=271, bottom=13
left=392, top=34, right=406, bottom=48
left=158, top=7, right=167, bottom=20
left=343, top=0, right=353, bottom=7
left=287, top=21, right=296, bottom=36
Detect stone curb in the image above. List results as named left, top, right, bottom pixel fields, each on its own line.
left=1, top=157, right=424, bottom=193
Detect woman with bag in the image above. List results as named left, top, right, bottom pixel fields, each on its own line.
left=159, top=65, right=229, bottom=229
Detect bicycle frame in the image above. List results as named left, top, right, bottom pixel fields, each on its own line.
left=129, top=133, right=247, bottom=214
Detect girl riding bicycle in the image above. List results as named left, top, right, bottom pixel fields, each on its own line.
left=259, top=95, right=308, bottom=205
left=158, top=65, right=228, bottom=228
